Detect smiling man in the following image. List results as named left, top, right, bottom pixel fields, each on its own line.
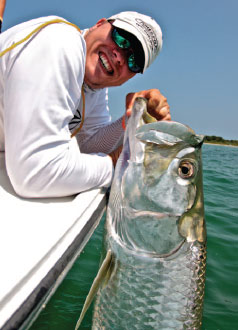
left=84, top=18, right=138, bottom=89
left=0, top=11, right=170, bottom=198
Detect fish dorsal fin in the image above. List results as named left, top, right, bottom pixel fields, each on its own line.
left=75, top=249, right=113, bottom=329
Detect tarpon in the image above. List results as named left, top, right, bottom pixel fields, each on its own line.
left=75, top=97, right=206, bottom=330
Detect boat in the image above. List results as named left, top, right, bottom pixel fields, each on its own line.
left=0, top=151, right=107, bottom=330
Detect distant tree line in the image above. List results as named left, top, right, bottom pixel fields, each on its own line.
left=204, top=135, right=238, bottom=146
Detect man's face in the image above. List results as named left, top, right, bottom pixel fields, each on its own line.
left=84, top=19, right=136, bottom=89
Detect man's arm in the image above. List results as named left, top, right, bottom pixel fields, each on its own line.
left=78, top=116, right=124, bottom=154
left=3, top=22, right=113, bottom=198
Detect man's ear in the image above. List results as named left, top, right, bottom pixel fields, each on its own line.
left=96, top=18, right=107, bottom=26
left=90, top=18, right=107, bottom=31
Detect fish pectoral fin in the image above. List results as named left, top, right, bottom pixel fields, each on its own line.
left=75, top=249, right=113, bottom=330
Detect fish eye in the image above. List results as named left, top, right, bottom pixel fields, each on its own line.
left=178, top=160, right=195, bottom=179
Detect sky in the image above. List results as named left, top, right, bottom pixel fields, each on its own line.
left=2, top=0, right=238, bottom=140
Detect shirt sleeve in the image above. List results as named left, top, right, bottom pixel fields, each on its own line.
left=3, top=22, right=114, bottom=197
left=74, top=86, right=125, bottom=154
left=77, top=116, right=125, bottom=154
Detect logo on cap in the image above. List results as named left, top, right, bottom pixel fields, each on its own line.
left=135, top=18, right=159, bottom=51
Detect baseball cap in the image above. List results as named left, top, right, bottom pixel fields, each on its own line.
left=108, top=11, right=163, bottom=73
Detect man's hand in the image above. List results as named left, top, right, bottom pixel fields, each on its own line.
left=126, top=89, right=171, bottom=121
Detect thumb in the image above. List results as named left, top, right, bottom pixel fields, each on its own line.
left=125, top=92, right=136, bottom=116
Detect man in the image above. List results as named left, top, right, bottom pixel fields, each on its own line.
left=0, top=11, right=170, bottom=198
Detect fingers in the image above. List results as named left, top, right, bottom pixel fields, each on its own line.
left=126, top=92, right=136, bottom=112
left=162, top=106, right=171, bottom=121
left=149, top=104, right=171, bottom=121
left=146, top=89, right=170, bottom=121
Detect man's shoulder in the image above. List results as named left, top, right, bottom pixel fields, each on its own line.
left=29, top=16, right=86, bottom=57
left=36, top=16, right=84, bottom=43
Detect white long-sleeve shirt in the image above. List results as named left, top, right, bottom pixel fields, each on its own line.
left=0, top=16, right=124, bottom=198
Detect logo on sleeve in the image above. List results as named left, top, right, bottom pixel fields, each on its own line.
left=69, top=108, right=82, bottom=132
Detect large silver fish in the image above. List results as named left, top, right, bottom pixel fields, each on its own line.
left=75, top=98, right=206, bottom=330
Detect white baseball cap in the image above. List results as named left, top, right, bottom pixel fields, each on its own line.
left=108, top=11, right=163, bottom=73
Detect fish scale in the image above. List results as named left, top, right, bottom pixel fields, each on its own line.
left=92, top=240, right=206, bottom=330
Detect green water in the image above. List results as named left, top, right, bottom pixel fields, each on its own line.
left=202, top=145, right=238, bottom=330
left=31, top=144, right=238, bottom=330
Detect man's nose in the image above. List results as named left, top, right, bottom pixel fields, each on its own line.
left=112, top=48, right=127, bottom=66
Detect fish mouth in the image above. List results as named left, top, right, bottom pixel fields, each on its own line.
left=111, top=232, right=186, bottom=260
left=99, top=52, right=114, bottom=75
left=124, top=205, right=181, bottom=219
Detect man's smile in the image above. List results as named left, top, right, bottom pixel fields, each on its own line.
left=99, top=52, right=114, bottom=75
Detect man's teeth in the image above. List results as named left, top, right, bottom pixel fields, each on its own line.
left=99, top=53, right=113, bottom=73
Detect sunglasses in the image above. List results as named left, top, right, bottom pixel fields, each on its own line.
left=111, top=27, right=143, bottom=73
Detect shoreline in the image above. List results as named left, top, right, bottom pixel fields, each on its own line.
left=204, top=142, right=238, bottom=148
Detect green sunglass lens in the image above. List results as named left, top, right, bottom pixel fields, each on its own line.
left=128, top=54, right=141, bottom=73
left=113, top=29, right=131, bottom=49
